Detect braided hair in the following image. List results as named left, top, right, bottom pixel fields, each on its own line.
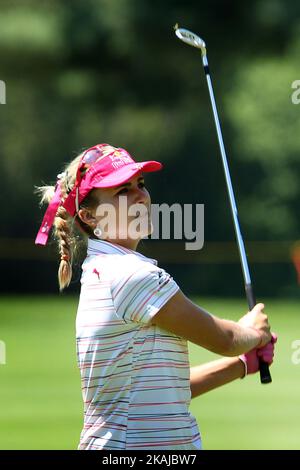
left=35, top=154, right=99, bottom=291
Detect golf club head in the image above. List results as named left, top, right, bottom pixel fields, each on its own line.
left=174, top=25, right=206, bottom=54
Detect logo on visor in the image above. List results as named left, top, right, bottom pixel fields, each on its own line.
left=109, top=150, right=132, bottom=169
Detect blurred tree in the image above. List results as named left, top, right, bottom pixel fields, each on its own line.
left=224, top=37, right=300, bottom=239
left=0, top=0, right=299, bottom=295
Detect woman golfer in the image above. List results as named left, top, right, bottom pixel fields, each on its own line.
left=35, top=143, right=276, bottom=450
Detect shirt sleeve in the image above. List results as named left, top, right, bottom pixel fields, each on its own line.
left=110, top=260, right=180, bottom=324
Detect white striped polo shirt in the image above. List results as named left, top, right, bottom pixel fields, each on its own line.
left=76, top=238, right=202, bottom=450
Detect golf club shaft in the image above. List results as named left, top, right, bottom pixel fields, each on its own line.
left=201, top=55, right=272, bottom=384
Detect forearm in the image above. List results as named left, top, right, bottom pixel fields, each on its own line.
left=151, top=290, right=263, bottom=357
left=217, top=317, right=261, bottom=356
left=190, top=357, right=245, bottom=399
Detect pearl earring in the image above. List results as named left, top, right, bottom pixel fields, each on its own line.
left=94, top=226, right=102, bottom=238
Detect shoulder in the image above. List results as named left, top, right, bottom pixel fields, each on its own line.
left=110, top=254, right=179, bottom=302
left=109, top=253, right=163, bottom=285
left=110, top=255, right=179, bottom=324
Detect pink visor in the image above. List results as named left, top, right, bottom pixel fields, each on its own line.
left=35, top=143, right=162, bottom=246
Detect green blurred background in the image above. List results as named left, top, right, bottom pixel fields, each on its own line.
left=0, top=0, right=299, bottom=450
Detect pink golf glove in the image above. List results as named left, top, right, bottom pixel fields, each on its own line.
left=239, top=333, right=277, bottom=377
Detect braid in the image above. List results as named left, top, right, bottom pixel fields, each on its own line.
left=54, top=206, right=74, bottom=291
left=36, top=153, right=100, bottom=291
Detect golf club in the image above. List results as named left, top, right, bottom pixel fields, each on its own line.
left=174, top=25, right=272, bottom=384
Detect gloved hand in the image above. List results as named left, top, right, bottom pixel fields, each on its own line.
left=239, top=332, right=277, bottom=377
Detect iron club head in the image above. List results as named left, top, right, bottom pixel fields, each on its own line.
left=174, top=25, right=206, bottom=54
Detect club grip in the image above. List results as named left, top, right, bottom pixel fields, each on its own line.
left=259, top=358, right=272, bottom=384
left=245, top=284, right=272, bottom=384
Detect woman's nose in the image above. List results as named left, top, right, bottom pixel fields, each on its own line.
left=133, top=187, right=148, bottom=205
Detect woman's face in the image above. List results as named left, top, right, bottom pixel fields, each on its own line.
left=90, top=173, right=152, bottom=247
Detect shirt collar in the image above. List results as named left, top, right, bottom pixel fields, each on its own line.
left=87, top=238, right=158, bottom=266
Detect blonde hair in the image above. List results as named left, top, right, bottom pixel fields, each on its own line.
left=36, top=153, right=99, bottom=291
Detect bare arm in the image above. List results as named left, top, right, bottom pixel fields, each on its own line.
left=151, top=289, right=271, bottom=356
left=190, top=358, right=245, bottom=399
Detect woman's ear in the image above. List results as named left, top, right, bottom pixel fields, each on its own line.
left=77, top=208, right=97, bottom=227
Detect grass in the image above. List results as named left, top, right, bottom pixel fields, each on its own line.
left=0, top=295, right=299, bottom=449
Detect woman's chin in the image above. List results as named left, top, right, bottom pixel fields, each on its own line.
left=104, top=218, right=153, bottom=241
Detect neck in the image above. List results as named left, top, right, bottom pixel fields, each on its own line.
left=101, top=237, right=140, bottom=252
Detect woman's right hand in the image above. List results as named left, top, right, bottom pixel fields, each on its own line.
left=239, top=332, right=277, bottom=376
left=238, top=303, right=272, bottom=348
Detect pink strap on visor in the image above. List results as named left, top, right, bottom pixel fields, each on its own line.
left=35, top=182, right=62, bottom=246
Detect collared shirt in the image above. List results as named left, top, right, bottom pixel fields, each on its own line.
left=76, top=238, right=202, bottom=450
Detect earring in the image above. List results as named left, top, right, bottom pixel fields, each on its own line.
left=94, top=226, right=102, bottom=238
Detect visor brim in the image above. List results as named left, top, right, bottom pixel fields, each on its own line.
left=92, top=160, right=162, bottom=188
